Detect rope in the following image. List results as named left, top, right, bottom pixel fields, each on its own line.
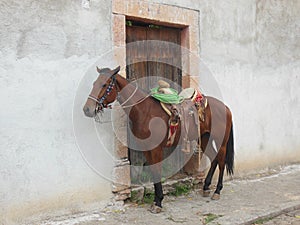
left=151, top=87, right=184, bottom=104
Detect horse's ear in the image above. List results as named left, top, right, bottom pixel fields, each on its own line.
left=111, top=66, right=120, bottom=76
left=96, top=66, right=101, bottom=74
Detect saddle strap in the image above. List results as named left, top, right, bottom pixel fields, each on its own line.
left=160, top=102, right=171, bottom=116
left=166, top=121, right=179, bottom=147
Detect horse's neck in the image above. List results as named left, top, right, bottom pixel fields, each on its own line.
left=116, top=75, right=148, bottom=113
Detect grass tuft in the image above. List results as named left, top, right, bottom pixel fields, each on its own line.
left=203, top=213, right=222, bottom=224
left=252, top=217, right=274, bottom=224
left=143, top=190, right=155, bottom=204
left=169, top=184, right=191, bottom=197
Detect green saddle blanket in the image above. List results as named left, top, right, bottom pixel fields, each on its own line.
left=151, top=87, right=184, bottom=104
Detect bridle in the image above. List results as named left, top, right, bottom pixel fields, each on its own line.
left=87, top=74, right=150, bottom=122
left=88, top=75, right=117, bottom=113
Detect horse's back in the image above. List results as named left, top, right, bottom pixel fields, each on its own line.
left=206, top=96, right=232, bottom=120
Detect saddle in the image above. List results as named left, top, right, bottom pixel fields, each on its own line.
left=179, top=87, right=207, bottom=122
left=152, top=82, right=207, bottom=153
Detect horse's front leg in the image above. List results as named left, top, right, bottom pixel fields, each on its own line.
left=149, top=166, right=164, bottom=213
left=151, top=180, right=164, bottom=213
left=144, top=148, right=164, bottom=213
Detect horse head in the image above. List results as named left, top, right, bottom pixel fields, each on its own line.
left=83, top=66, right=120, bottom=117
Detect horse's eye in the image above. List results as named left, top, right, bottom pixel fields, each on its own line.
left=102, top=84, right=107, bottom=88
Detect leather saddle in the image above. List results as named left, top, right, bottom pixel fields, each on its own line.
left=160, top=88, right=207, bottom=153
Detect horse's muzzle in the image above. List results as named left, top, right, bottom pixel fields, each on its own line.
left=83, top=106, right=95, bottom=117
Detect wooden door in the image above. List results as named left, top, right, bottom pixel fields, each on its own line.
left=126, top=24, right=182, bottom=90
left=126, top=22, right=182, bottom=184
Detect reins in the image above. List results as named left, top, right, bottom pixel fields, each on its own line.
left=117, top=85, right=151, bottom=109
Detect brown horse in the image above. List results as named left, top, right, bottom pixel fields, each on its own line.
left=83, top=66, right=234, bottom=213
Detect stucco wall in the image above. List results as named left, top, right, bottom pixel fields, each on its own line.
left=0, top=0, right=114, bottom=224
left=197, top=0, right=300, bottom=172
left=0, top=0, right=300, bottom=223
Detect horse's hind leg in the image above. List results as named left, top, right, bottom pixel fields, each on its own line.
left=211, top=146, right=226, bottom=200
left=202, top=136, right=218, bottom=197
left=203, top=158, right=218, bottom=197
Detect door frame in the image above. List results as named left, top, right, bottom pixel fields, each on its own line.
left=111, top=0, right=201, bottom=198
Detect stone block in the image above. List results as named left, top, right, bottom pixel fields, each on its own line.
left=130, top=186, right=145, bottom=203
left=162, top=180, right=177, bottom=195
left=114, top=188, right=131, bottom=201
left=112, top=164, right=131, bottom=193
left=114, top=159, right=129, bottom=167
left=112, top=0, right=125, bottom=14
left=113, top=46, right=126, bottom=68
left=115, top=140, right=128, bottom=159
left=112, top=14, right=125, bottom=47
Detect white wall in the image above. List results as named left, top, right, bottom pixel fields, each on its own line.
left=0, top=0, right=300, bottom=223
left=197, top=0, right=300, bottom=173
left=0, top=0, right=114, bottom=224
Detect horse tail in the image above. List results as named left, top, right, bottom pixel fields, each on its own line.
left=225, top=123, right=234, bottom=175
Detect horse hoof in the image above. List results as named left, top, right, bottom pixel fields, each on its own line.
left=148, top=203, right=162, bottom=214
left=202, top=190, right=211, bottom=197
left=211, top=193, right=220, bottom=200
